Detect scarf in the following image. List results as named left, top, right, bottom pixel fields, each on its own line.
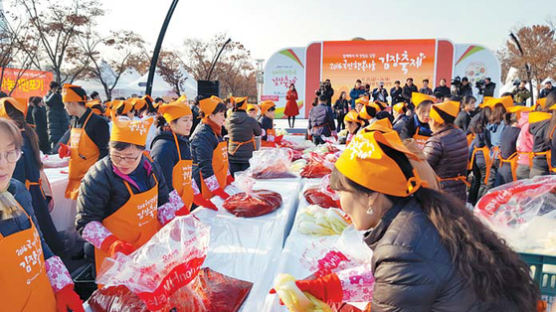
left=203, top=117, right=222, bottom=136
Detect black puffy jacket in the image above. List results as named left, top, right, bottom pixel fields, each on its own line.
left=150, top=130, right=192, bottom=190
left=75, top=155, right=169, bottom=233
left=45, top=91, right=69, bottom=148
left=365, top=198, right=519, bottom=311
left=400, top=114, right=432, bottom=140
left=529, top=119, right=550, bottom=172
left=392, top=115, right=409, bottom=134
left=259, top=115, right=273, bottom=140
left=33, top=105, right=50, bottom=154
left=423, top=125, right=469, bottom=202
left=190, top=122, right=224, bottom=188
left=225, top=110, right=262, bottom=164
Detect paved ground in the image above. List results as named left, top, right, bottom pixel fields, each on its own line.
left=274, top=118, right=309, bottom=134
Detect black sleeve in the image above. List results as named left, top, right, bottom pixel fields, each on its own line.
left=87, top=117, right=110, bottom=159
left=251, top=118, right=262, bottom=136
left=152, top=160, right=169, bottom=206
left=326, top=107, right=336, bottom=132
left=400, top=118, right=414, bottom=140
left=150, top=139, right=177, bottom=191
left=192, top=131, right=217, bottom=179
left=76, top=162, right=113, bottom=233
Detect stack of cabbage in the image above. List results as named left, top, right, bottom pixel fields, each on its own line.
left=297, top=205, right=349, bottom=236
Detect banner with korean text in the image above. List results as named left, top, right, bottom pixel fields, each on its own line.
left=1, top=68, right=54, bottom=100
left=321, top=39, right=437, bottom=102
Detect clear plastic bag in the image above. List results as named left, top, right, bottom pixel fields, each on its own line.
left=96, top=215, right=210, bottom=311
left=475, top=175, right=556, bottom=255
left=303, top=175, right=340, bottom=208
left=300, top=156, right=333, bottom=179
left=249, top=148, right=297, bottom=179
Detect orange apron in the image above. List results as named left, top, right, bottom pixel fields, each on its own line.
left=94, top=174, right=160, bottom=274
left=468, top=146, right=492, bottom=184
left=498, top=152, right=519, bottom=182
left=436, top=175, right=471, bottom=187
left=66, top=111, right=100, bottom=200
left=412, top=127, right=430, bottom=150
left=466, top=133, right=475, bottom=147
left=261, top=129, right=277, bottom=148
left=171, top=133, right=193, bottom=214
left=0, top=207, right=57, bottom=311
left=200, top=138, right=229, bottom=199
left=229, top=137, right=256, bottom=156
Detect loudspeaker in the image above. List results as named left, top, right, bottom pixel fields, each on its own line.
left=197, top=80, right=220, bottom=98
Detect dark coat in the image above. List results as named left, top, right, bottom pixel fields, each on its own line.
left=390, top=86, right=404, bottom=104
left=150, top=130, right=192, bottom=191
left=75, top=155, right=169, bottom=233
left=225, top=110, right=262, bottom=164
left=371, top=88, right=388, bottom=102
left=64, top=108, right=110, bottom=159
left=259, top=115, right=273, bottom=141
left=433, top=85, right=451, bottom=99
left=365, top=198, right=519, bottom=311
left=402, top=84, right=418, bottom=102
left=4, top=179, right=54, bottom=260
left=496, top=126, right=521, bottom=186
left=419, top=87, right=433, bottom=95
left=31, top=105, right=50, bottom=154
left=308, top=103, right=335, bottom=137
left=529, top=120, right=551, bottom=172
left=45, top=91, right=69, bottom=148
left=392, top=114, right=409, bottom=134
left=349, top=88, right=366, bottom=109
left=454, top=110, right=473, bottom=133
left=333, top=99, right=349, bottom=117
left=539, top=87, right=554, bottom=99
left=191, top=105, right=201, bottom=134
left=459, top=84, right=473, bottom=97
left=190, top=122, right=224, bottom=187
left=423, top=125, right=469, bottom=202
left=400, top=114, right=432, bottom=140
left=12, top=131, right=64, bottom=255
left=483, top=82, right=496, bottom=97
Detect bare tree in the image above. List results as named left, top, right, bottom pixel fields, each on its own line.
left=16, top=0, right=104, bottom=83
left=80, top=27, right=146, bottom=100
left=183, top=33, right=256, bottom=98
left=498, top=22, right=556, bottom=89
left=0, top=8, right=41, bottom=95
left=157, top=50, right=188, bottom=96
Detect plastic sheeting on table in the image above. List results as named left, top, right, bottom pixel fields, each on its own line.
left=44, top=167, right=77, bottom=232
left=262, top=179, right=370, bottom=312
left=192, top=178, right=302, bottom=312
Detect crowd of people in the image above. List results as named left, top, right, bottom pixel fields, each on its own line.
left=306, top=77, right=556, bottom=208
left=0, top=74, right=554, bottom=310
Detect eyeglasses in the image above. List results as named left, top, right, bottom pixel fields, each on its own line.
left=0, top=149, right=21, bottom=163
left=110, top=152, right=141, bottom=163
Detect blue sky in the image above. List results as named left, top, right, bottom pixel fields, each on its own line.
left=98, top=0, right=554, bottom=60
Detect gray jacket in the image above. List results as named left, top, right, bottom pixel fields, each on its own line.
left=225, top=110, right=262, bottom=163
left=423, top=125, right=469, bottom=202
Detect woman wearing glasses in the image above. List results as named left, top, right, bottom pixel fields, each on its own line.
left=75, top=115, right=184, bottom=276
left=0, top=118, right=84, bottom=312
left=0, top=97, right=64, bottom=256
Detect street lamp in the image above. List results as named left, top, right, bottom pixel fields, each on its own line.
left=146, top=0, right=180, bottom=96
